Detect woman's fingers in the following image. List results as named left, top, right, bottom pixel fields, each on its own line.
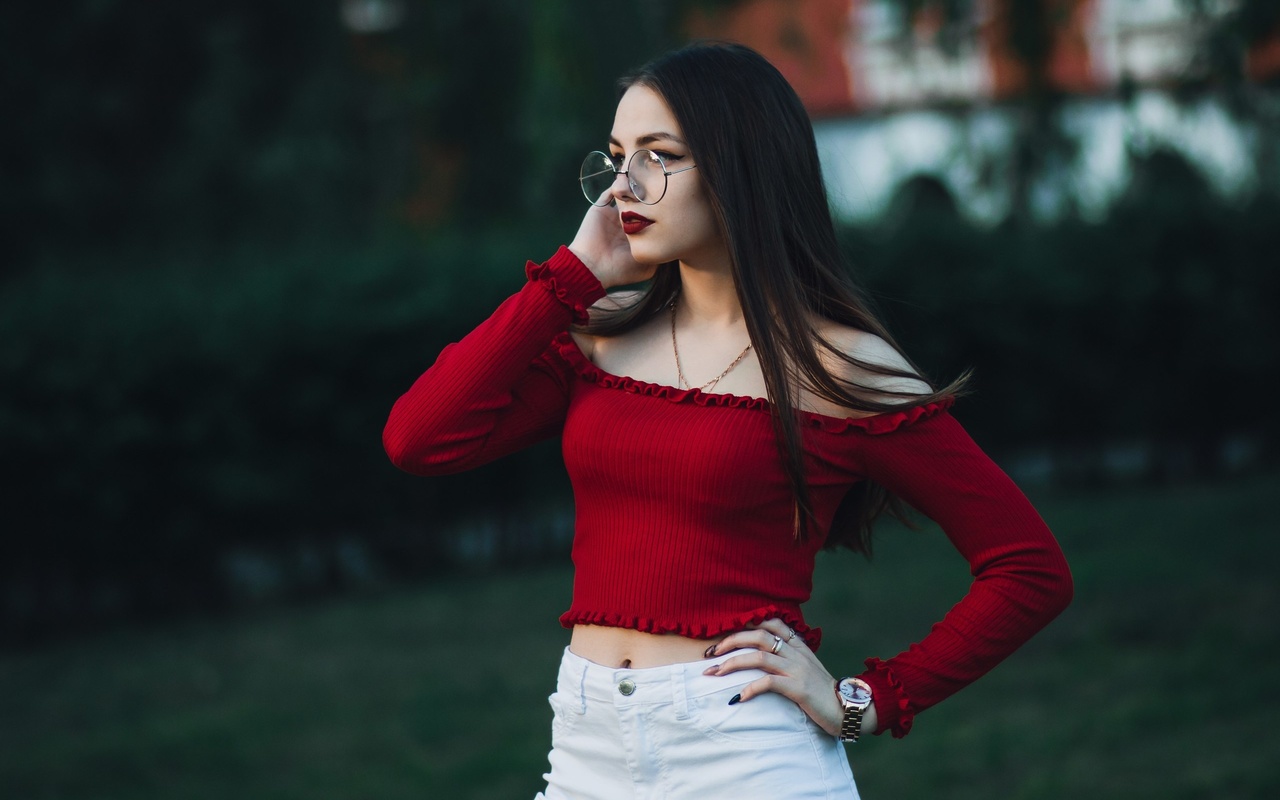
left=704, top=632, right=814, bottom=679
left=732, top=673, right=798, bottom=704
left=755, top=617, right=805, bottom=648
left=699, top=619, right=842, bottom=734
left=704, top=621, right=803, bottom=660
left=567, top=203, right=656, bottom=289
left=707, top=643, right=843, bottom=734
left=703, top=647, right=785, bottom=677
left=705, top=628, right=775, bottom=659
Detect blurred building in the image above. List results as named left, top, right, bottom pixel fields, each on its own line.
left=688, top=0, right=1280, bottom=223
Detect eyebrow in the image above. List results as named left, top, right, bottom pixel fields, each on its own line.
left=609, top=132, right=687, bottom=148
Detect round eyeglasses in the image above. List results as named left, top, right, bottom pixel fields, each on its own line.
left=579, top=149, right=698, bottom=206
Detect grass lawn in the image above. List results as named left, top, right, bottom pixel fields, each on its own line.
left=2, top=472, right=1277, bottom=799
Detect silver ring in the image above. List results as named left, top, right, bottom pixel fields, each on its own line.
left=770, top=635, right=783, bottom=655
left=786, top=628, right=797, bottom=642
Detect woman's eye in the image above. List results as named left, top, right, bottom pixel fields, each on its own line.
left=608, top=153, right=625, bottom=168
left=654, top=150, right=683, bottom=162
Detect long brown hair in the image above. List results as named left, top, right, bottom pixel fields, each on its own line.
left=580, top=42, right=968, bottom=555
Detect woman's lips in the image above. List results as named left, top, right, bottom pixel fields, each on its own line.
left=621, top=211, right=654, bottom=235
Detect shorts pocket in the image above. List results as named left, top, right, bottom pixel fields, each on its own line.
left=547, top=690, right=583, bottom=741
left=687, top=680, right=812, bottom=746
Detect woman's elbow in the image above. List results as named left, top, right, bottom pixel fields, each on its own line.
left=383, top=424, right=423, bottom=473
left=1039, top=548, right=1075, bottom=619
left=382, top=421, right=466, bottom=476
left=1051, top=561, right=1075, bottom=615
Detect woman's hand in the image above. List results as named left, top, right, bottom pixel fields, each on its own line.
left=702, top=617, right=877, bottom=739
left=568, top=203, right=655, bottom=290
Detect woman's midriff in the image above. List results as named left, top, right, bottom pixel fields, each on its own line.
left=569, top=624, right=721, bottom=668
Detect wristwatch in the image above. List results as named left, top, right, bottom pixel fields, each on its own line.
left=834, top=677, right=873, bottom=742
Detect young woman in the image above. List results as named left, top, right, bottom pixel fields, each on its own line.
left=384, top=42, right=1072, bottom=799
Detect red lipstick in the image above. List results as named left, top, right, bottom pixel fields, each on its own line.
left=621, top=211, right=654, bottom=235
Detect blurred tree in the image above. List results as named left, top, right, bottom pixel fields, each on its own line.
left=0, top=0, right=728, bottom=273
left=1189, top=0, right=1280, bottom=190
left=1001, top=0, right=1078, bottom=222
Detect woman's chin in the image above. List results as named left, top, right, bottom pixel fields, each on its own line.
left=625, top=241, right=673, bottom=266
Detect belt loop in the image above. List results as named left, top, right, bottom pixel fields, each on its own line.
left=672, top=667, right=690, bottom=720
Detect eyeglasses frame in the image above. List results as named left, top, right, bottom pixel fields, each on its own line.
left=579, top=148, right=698, bottom=206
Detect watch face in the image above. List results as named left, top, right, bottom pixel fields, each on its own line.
left=838, top=679, right=871, bottom=706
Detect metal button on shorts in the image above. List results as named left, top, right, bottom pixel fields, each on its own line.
left=617, top=679, right=636, bottom=696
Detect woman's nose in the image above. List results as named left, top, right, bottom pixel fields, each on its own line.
left=608, top=168, right=636, bottom=204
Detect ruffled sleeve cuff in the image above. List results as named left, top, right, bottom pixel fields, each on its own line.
left=857, top=657, right=917, bottom=739
left=525, top=246, right=607, bottom=324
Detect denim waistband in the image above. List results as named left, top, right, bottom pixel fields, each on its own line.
left=556, top=645, right=762, bottom=708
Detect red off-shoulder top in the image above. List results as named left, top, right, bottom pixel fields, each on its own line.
left=383, top=246, right=1073, bottom=738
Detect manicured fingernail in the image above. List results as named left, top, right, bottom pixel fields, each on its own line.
left=702, top=666, right=718, bottom=676
left=704, top=644, right=717, bottom=658
left=728, top=693, right=741, bottom=706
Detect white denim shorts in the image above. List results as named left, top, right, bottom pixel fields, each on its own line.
left=534, top=646, right=860, bottom=800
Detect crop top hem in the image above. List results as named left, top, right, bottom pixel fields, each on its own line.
left=549, top=331, right=955, bottom=433
left=559, top=604, right=823, bottom=651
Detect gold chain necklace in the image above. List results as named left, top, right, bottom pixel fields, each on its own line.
left=669, top=296, right=752, bottom=392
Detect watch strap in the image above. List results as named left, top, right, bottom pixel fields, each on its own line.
left=835, top=677, right=871, bottom=743
left=839, top=702, right=866, bottom=742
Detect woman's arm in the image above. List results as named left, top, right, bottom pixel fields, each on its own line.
left=385, top=202, right=653, bottom=475
left=698, top=331, right=1069, bottom=741
left=696, top=407, right=1069, bottom=741
left=383, top=247, right=606, bottom=475
left=850, top=408, right=1074, bottom=738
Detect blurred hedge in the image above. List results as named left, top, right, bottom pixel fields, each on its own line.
left=849, top=156, right=1280, bottom=471
left=1, top=228, right=579, bottom=641
left=4, top=175, right=1278, bottom=643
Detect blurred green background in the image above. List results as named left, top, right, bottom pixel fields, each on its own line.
left=2, top=0, right=1278, bottom=797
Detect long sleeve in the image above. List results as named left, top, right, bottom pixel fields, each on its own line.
left=383, top=246, right=606, bottom=475
left=847, top=408, right=1074, bottom=738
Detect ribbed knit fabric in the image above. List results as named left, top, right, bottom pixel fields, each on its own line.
left=383, top=246, right=1073, bottom=739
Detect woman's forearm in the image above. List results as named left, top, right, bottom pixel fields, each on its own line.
left=383, top=247, right=605, bottom=475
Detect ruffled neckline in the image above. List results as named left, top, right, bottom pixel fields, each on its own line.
left=550, top=332, right=954, bottom=435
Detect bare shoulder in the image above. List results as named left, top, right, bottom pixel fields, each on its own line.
left=811, top=320, right=933, bottom=407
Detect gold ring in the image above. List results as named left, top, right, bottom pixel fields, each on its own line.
left=770, top=635, right=783, bottom=655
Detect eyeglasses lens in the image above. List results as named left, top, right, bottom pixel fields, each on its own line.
left=578, top=150, right=667, bottom=206
left=629, top=151, right=663, bottom=203
left=579, top=151, right=617, bottom=207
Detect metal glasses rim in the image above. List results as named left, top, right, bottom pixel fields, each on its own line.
left=579, top=149, right=698, bottom=206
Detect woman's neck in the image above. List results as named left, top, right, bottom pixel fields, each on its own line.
left=676, top=254, right=742, bottom=328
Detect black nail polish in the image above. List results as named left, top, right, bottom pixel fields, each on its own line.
left=704, top=644, right=717, bottom=658
left=728, top=694, right=741, bottom=706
